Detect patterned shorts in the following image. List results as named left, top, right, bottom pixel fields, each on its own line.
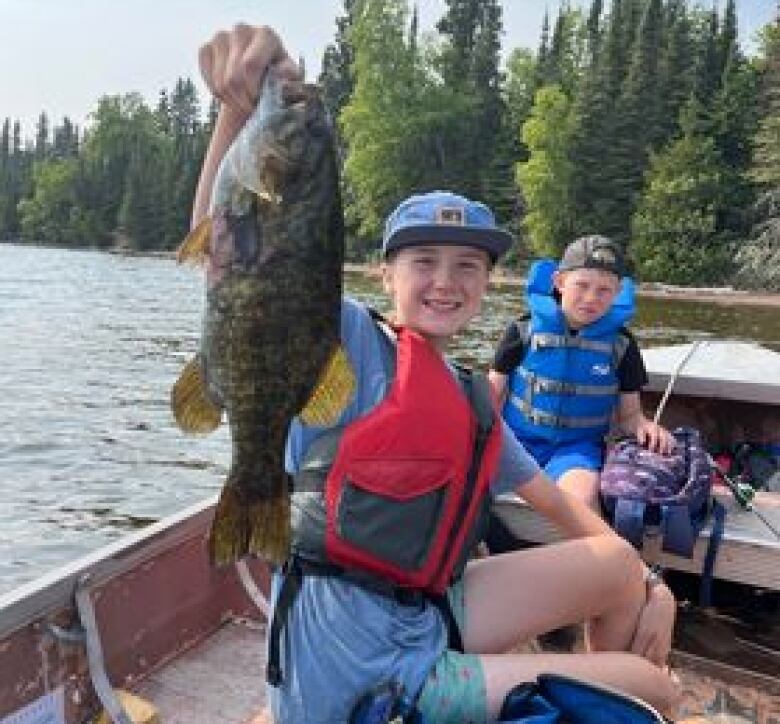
left=415, top=579, right=487, bottom=723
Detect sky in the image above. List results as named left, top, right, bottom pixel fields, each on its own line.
left=1, top=0, right=776, bottom=136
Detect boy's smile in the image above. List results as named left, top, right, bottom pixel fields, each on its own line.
left=382, top=245, right=491, bottom=349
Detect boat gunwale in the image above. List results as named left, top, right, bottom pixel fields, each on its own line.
left=0, top=494, right=219, bottom=636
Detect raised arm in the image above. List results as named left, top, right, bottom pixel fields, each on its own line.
left=191, top=24, right=302, bottom=228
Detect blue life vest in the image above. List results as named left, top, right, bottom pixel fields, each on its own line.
left=503, top=259, right=636, bottom=445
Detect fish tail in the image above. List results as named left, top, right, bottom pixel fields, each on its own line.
left=208, top=485, right=290, bottom=566
left=249, top=496, right=291, bottom=565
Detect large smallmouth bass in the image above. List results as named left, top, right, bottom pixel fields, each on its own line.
left=172, top=75, right=354, bottom=565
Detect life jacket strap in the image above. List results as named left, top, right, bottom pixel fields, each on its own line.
left=266, top=557, right=464, bottom=687
left=515, top=367, right=619, bottom=397
left=266, top=558, right=304, bottom=687
left=530, top=332, right=615, bottom=356
left=508, top=394, right=612, bottom=429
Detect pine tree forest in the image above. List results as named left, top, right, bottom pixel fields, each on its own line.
left=1, top=0, right=779, bottom=290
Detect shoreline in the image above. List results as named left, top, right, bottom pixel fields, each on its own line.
left=344, top=262, right=780, bottom=309
left=3, top=242, right=778, bottom=308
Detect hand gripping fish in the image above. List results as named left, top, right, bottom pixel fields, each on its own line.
left=172, top=74, right=354, bottom=565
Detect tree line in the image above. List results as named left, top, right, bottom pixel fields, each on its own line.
left=0, top=80, right=215, bottom=252
left=1, top=0, right=779, bottom=290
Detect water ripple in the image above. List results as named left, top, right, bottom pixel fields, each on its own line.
left=1, top=245, right=778, bottom=594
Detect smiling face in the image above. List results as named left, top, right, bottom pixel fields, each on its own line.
left=553, top=267, right=621, bottom=329
left=381, top=244, right=491, bottom=350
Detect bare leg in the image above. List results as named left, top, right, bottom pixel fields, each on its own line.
left=558, top=468, right=601, bottom=512
left=462, top=535, right=679, bottom=716
left=479, top=651, right=677, bottom=718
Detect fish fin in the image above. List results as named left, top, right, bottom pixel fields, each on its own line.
left=176, top=217, right=212, bottom=265
left=208, top=486, right=290, bottom=566
left=171, top=357, right=222, bottom=433
left=299, top=344, right=356, bottom=427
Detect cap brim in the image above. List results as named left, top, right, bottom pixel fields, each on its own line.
left=385, top=225, right=513, bottom=261
left=558, top=259, right=627, bottom=277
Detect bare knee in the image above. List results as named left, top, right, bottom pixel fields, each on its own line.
left=601, top=535, right=644, bottom=603
left=558, top=470, right=600, bottom=511
left=638, top=661, right=681, bottom=715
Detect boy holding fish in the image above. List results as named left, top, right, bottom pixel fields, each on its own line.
left=190, top=24, right=678, bottom=723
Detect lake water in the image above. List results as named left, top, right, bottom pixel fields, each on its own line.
left=1, top=243, right=778, bottom=595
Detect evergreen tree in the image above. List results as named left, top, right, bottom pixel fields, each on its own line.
left=586, top=0, right=604, bottom=62
left=436, top=0, right=507, bottom=206
left=1, top=119, right=10, bottom=162
left=168, top=78, right=203, bottom=247
left=52, top=117, right=79, bottom=160
left=156, top=90, right=172, bottom=135
left=567, top=0, right=630, bottom=237
left=537, top=10, right=551, bottom=86
left=751, top=18, right=780, bottom=188
left=0, top=119, right=11, bottom=236
left=545, top=5, right=587, bottom=99
left=2, top=121, right=30, bottom=236
left=691, top=9, right=721, bottom=108
left=604, top=0, right=664, bottom=242
left=119, top=136, right=167, bottom=250
left=632, top=100, right=732, bottom=284
left=734, top=15, right=780, bottom=291
left=34, top=112, right=49, bottom=161
left=319, top=0, right=357, bottom=128
left=658, top=0, right=694, bottom=141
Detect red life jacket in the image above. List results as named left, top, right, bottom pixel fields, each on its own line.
left=292, top=324, right=502, bottom=595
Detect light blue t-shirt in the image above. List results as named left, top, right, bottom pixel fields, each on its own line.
left=268, top=297, right=540, bottom=723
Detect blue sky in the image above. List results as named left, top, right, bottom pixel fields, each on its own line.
left=1, top=0, right=775, bottom=136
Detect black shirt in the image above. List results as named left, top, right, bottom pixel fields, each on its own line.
left=492, top=317, right=648, bottom=393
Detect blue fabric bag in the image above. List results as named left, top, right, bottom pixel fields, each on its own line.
left=599, top=427, right=712, bottom=558
left=499, top=674, right=670, bottom=723
left=349, top=674, right=669, bottom=723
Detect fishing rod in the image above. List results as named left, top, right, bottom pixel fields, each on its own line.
left=652, top=340, right=702, bottom=425
left=707, top=455, right=780, bottom=541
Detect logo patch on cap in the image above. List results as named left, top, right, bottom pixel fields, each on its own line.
left=591, top=246, right=617, bottom=265
left=435, top=206, right=465, bottom=226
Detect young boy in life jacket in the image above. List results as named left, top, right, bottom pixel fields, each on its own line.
left=489, top=236, right=675, bottom=511
left=194, top=25, right=679, bottom=723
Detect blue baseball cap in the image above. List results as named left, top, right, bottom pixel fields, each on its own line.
left=382, top=191, right=513, bottom=262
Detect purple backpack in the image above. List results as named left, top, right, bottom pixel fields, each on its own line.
left=600, top=427, right=713, bottom=557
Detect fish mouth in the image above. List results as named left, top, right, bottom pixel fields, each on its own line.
left=243, top=143, right=294, bottom=204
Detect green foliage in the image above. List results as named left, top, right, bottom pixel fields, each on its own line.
left=517, top=85, right=575, bottom=257
left=542, top=6, right=588, bottom=97
left=1, top=0, right=776, bottom=289
left=341, top=0, right=484, bottom=250
left=750, top=19, right=780, bottom=188
left=734, top=22, right=780, bottom=290
left=2, top=76, right=208, bottom=250
left=632, top=130, right=732, bottom=283
left=733, top=190, right=780, bottom=291
left=504, top=47, right=538, bottom=143
left=340, top=0, right=419, bottom=242
left=18, top=159, right=83, bottom=244
left=435, top=0, right=510, bottom=208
